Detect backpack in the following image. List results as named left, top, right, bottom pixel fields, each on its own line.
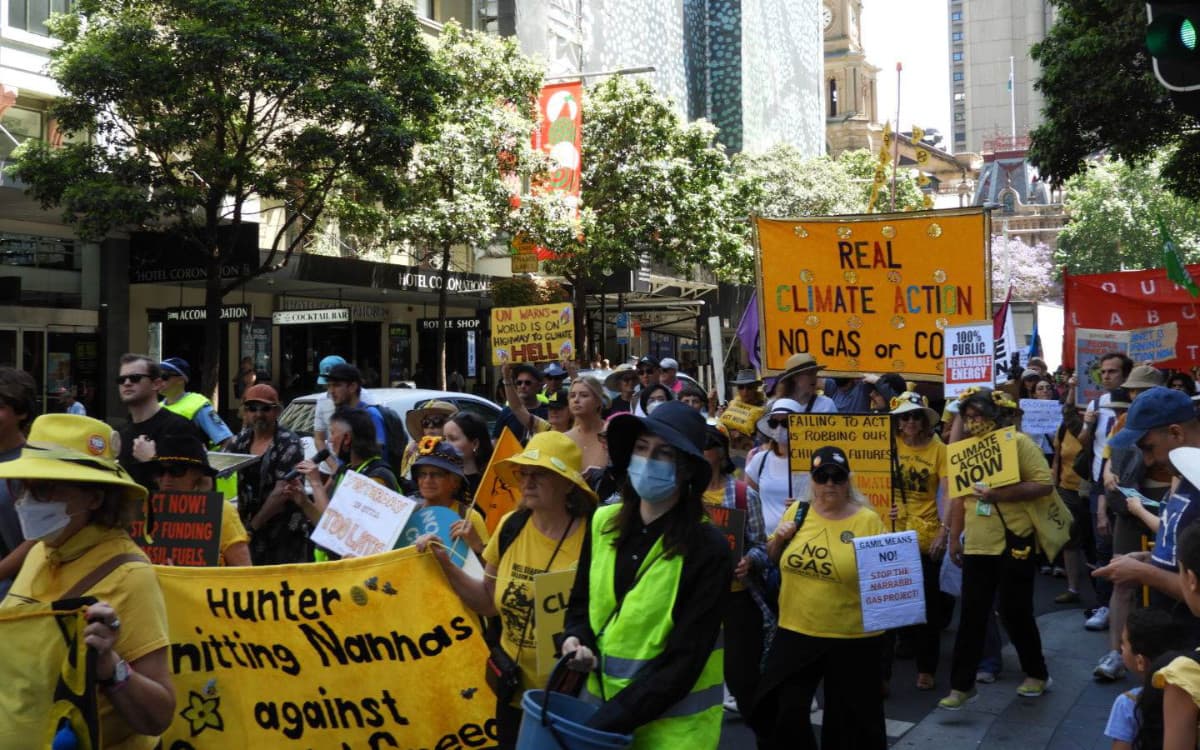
left=368, top=404, right=408, bottom=472
left=496, top=507, right=533, bottom=561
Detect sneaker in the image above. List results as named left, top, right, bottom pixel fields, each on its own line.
left=938, top=688, right=978, bottom=710
left=1055, top=590, right=1081, bottom=604
left=1039, top=565, right=1052, bottom=575
left=1094, top=649, right=1127, bottom=681
left=1052, top=566, right=1067, bottom=577
left=975, top=670, right=998, bottom=684
left=1016, top=677, right=1053, bottom=697
left=1085, top=606, right=1110, bottom=631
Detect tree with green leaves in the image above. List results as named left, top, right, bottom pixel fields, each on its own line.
left=1030, top=0, right=1200, bottom=200
left=13, top=0, right=446, bottom=398
left=1056, top=154, right=1200, bottom=276
left=386, top=22, right=546, bottom=389
left=520, top=76, right=745, bottom=350
left=836, top=148, right=927, bottom=213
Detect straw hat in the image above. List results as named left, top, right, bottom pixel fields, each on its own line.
left=777, top=353, right=821, bottom=382
left=1122, top=365, right=1164, bottom=391
left=889, top=391, right=939, bottom=427
left=405, top=399, right=458, bottom=441
left=603, top=364, right=637, bottom=391
left=0, top=414, right=146, bottom=506
left=495, top=431, right=598, bottom=503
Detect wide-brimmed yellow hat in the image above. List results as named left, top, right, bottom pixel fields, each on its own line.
left=495, top=432, right=598, bottom=504
left=0, top=414, right=147, bottom=506
left=889, top=392, right=940, bottom=427
left=405, top=399, right=458, bottom=441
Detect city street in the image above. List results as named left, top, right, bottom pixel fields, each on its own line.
left=719, top=575, right=1124, bottom=748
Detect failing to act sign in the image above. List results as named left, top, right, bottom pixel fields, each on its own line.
left=855, top=531, right=925, bottom=631
left=944, top=322, right=994, bottom=398
left=490, top=303, right=576, bottom=365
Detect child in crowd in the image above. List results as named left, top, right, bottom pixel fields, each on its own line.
left=1152, top=523, right=1200, bottom=750
left=1103, top=608, right=1185, bottom=749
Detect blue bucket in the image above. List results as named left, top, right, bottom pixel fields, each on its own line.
left=516, top=690, right=633, bottom=750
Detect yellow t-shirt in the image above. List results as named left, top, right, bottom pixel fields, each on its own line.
left=482, top=512, right=585, bottom=704
left=1153, top=652, right=1200, bottom=705
left=1053, top=427, right=1084, bottom=492
left=960, top=431, right=1052, bottom=556
left=774, top=502, right=884, bottom=638
left=895, top=437, right=946, bottom=553
left=218, top=499, right=249, bottom=565
left=2, top=525, right=169, bottom=750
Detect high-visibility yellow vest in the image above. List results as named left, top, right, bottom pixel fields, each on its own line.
left=582, top=504, right=724, bottom=747
left=162, top=392, right=238, bottom=501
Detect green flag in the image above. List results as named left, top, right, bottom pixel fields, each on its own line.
left=1160, top=217, right=1200, bottom=297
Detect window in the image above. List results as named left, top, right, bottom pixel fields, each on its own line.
left=952, top=52, right=964, bottom=61
left=955, top=132, right=966, bottom=142
left=951, top=11, right=962, bottom=21
left=954, top=112, right=965, bottom=122
left=0, top=234, right=77, bottom=271
left=954, top=92, right=966, bottom=102
left=953, top=72, right=964, bottom=81
left=0, top=106, right=44, bottom=159
left=8, top=0, right=71, bottom=36
left=952, top=31, right=963, bottom=41
left=828, top=79, right=838, bottom=117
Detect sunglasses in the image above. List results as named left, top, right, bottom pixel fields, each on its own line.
left=897, top=412, right=923, bottom=422
left=812, top=470, right=849, bottom=485
left=767, top=417, right=790, bottom=429
left=515, top=380, right=538, bottom=387
left=422, top=416, right=447, bottom=429
left=637, top=368, right=657, bottom=375
left=115, top=373, right=151, bottom=385
left=244, top=403, right=275, bottom=413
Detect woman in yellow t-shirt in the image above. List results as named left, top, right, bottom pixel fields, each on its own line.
left=752, top=445, right=886, bottom=750
left=940, top=389, right=1055, bottom=710
left=418, top=431, right=596, bottom=749
left=0, top=415, right=175, bottom=749
left=889, top=392, right=949, bottom=691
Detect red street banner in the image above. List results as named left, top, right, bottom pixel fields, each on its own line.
left=1063, top=265, right=1200, bottom=370
left=531, top=81, right=583, bottom=260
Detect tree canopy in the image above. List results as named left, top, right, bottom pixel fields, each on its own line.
left=14, top=0, right=447, bottom=394
left=1029, top=0, right=1200, bottom=200
left=1056, top=154, right=1200, bottom=276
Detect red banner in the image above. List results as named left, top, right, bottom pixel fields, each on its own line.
left=1063, top=265, right=1200, bottom=369
left=530, top=81, right=583, bottom=260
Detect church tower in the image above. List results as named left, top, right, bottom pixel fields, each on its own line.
left=823, top=0, right=884, bottom=155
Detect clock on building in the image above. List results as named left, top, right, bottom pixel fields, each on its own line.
left=822, top=4, right=834, bottom=31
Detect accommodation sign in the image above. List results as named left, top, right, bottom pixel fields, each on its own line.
left=165, top=305, right=251, bottom=322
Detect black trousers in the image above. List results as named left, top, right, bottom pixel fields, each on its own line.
left=754, top=630, right=887, bottom=750
left=724, top=588, right=765, bottom=709
left=950, top=553, right=1048, bottom=692
left=495, top=698, right=523, bottom=749
left=908, top=553, right=945, bottom=676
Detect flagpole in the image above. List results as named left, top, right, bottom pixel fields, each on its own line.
left=1009, top=56, right=1016, bottom=140
left=891, top=62, right=902, bottom=212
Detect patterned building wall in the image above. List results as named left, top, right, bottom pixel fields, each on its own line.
left=740, top=0, right=824, bottom=156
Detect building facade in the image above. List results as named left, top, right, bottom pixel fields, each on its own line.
left=948, top=0, right=1055, bottom=154
left=821, top=0, right=884, bottom=155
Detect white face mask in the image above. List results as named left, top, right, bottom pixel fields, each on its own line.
left=15, top=493, right=74, bottom=542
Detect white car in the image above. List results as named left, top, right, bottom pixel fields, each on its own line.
left=278, top=388, right=502, bottom=465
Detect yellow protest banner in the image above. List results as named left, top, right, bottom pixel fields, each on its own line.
left=719, top=401, right=764, bottom=437
left=947, top=427, right=1022, bottom=497
left=0, top=602, right=98, bottom=750
left=478, top=427, right=523, bottom=534
left=786, top=413, right=895, bottom=516
left=754, top=209, right=991, bottom=377
left=532, top=569, right=576, bottom=681
left=490, top=303, right=576, bottom=365
left=154, top=547, right=495, bottom=748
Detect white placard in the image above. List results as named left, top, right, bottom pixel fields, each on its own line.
left=1019, top=398, right=1063, bottom=436
left=854, top=531, right=926, bottom=632
left=944, top=322, right=995, bottom=398
left=310, top=470, right=417, bottom=558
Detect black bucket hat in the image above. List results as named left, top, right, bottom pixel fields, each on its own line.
left=148, top=434, right=217, bottom=477
left=606, top=401, right=711, bottom=485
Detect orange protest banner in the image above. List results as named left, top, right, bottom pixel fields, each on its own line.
left=478, top=427, right=523, bottom=533
left=754, top=209, right=991, bottom=377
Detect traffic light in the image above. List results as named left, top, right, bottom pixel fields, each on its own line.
left=1146, top=3, right=1200, bottom=113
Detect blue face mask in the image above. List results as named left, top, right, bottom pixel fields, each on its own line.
left=628, top=454, right=677, bottom=504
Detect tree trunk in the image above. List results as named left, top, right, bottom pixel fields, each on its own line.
left=202, top=250, right=223, bottom=406
left=435, top=240, right=451, bottom=390
left=573, top=276, right=588, bottom=365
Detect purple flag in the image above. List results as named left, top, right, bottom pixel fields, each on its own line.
left=736, top=290, right=761, bottom=372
